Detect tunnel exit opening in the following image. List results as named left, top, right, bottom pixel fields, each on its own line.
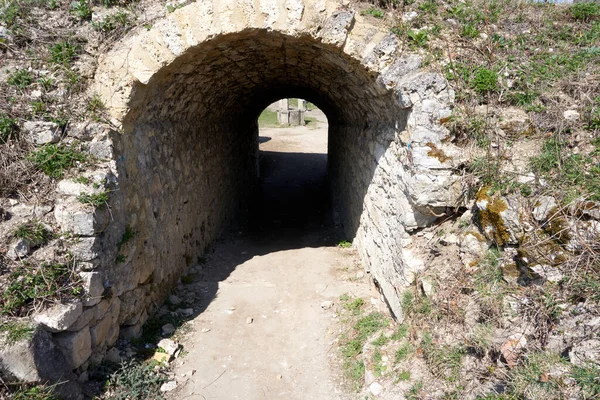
left=251, top=99, right=332, bottom=238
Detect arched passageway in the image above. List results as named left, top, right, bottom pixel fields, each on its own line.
left=94, top=0, right=463, bottom=335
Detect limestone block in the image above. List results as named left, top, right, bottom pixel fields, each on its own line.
left=0, top=328, right=74, bottom=384
left=118, top=287, right=146, bottom=325
left=23, top=121, right=61, bottom=145
left=80, top=271, right=104, bottom=306
left=6, top=239, right=30, bottom=260
left=70, top=237, right=102, bottom=263
left=90, top=312, right=113, bottom=347
left=532, top=196, right=557, bottom=222
left=569, top=339, right=600, bottom=366
left=88, top=138, right=113, bottom=160
left=56, top=180, right=98, bottom=197
left=53, top=327, right=92, bottom=369
left=68, top=306, right=97, bottom=332
left=320, top=10, right=354, bottom=46
left=54, top=197, right=108, bottom=236
left=34, top=301, right=83, bottom=333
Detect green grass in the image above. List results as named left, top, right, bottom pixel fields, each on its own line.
left=106, top=360, right=167, bottom=400
left=361, top=7, right=385, bottom=18
left=92, top=10, right=131, bottom=33
left=1, top=262, right=82, bottom=316
left=572, top=363, right=600, bottom=398
left=397, top=370, right=411, bottom=381
left=7, top=69, right=34, bottom=88
left=48, top=40, right=78, bottom=66
left=344, top=359, right=365, bottom=392
left=0, top=320, right=34, bottom=344
left=11, top=385, right=59, bottom=400
left=421, top=333, right=466, bottom=382
left=407, top=30, right=429, bottom=48
left=28, top=144, right=87, bottom=179
left=12, top=221, right=53, bottom=245
left=0, top=113, right=18, bottom=143
left=70, top=0, right=92, bottom=19
left=508, top=352, right=567, bottom=399
left=395, top=342, right=412, bottom=363
left=337, top=240, right=352, bottom=248
left=570, top=2, right=600, bottom=22
left=258, top=109, right=279, bottom=127
left=472, top=68, right=499, bottom=95
left=372, top=333, right=390, bottom=347
left=117, top=226, right=136, bottom=251
left=77, top=191, right=110, bottom=207
left=343, top=297, right=365, bottom=315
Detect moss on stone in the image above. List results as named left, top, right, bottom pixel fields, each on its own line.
left=426, top=142, right=451, bottom=163
left=466, top=230, right=486, bottom=242
left=543, top=208, right=571, bottom=244
left=476, top=189, right=510, bottom=245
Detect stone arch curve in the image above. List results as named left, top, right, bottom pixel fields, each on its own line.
left=92, top=0, right=465, bottom=337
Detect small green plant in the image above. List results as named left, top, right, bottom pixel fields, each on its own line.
left=13, top=221, right=53, bottom=245
left=572, top=363, right=600, bottom=398
left=373, top=349, right=386, bottom=376
left=92, top=10, right=131, bottom=33
left=461, top=23, right=480, bottom=39
left=1, top=262, right=81, bottom=315
left=117, top=226, right=136, bottom=251
left=73, top=175, right=91, bottom=185
left=166, top=3, right=184, bottom=13
left=344, top=359, right=365, bottom=392
left=372, top=333, right=390, bottom=347
left=28, top=144, right=87, bottom=179
left=37, top=76, right=55, bottom=91
left=31, top=100, right=46, bottom=115
left=0, top=1, right=22, bottom=27
left=570, top=2, right=600, bottom=22
left=0, top=113, right=18, bottom=143
left=407, top=30, right=429, bottom=48
left=337, top=240, right=352, bottom=248
left=106, top=360, right=167, bottom=400
left=361, top=7, right=384, bottom=18
left=390, top=323, right=409, bottom=340
left=407, top=380, right=424, bottom=400
left=70, top=0, right=92, bottom=19
left=11, top=384, right=59, bottom=400
left=418, top=0, right=437, bottom=14
left=0, top=321, right=34, bottom=344
left=115, top=254, right=126, bottom=264
left=397, top=370, right=411, bottom=381
left=508, top=352, right=566, bottom=398
left=344, top=297, right=365, bottom=315
left=472, top=68, right=499, bottom=95
left=395, top=342, right=412, bottom=363
left=49, top=41, right=78, bottom=66
left=7, top=69, right=34, bottom=89
left=77, top=191, right=110, bottom=207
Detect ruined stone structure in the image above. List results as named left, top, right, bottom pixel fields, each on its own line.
left=7, top=0, right=466, bottom=380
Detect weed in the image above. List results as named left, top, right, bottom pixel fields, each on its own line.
left=31, top=100, right=46, bottom=115
left=472, top=68, right=499, bottom=95
left=49, top=41, right=78, bottom=66
left=1, top=262, right=81, bottom=316
left=508, top=352, right=566, bottom=398
left=92, top=10, right=131, bottom=33
left=0, top=1, right=22, bottom=27
left=28, top=144, right=87, bottom=179
left=372, top=333, right=390, bottom=347
left=361, top=7, right=384, bottom=18
left=407, top=380, right=424, bottom=400
left=7, top=69, right=34, bottom=89
left=390, top=323, right=409, bottom=340
left=461, top=22, right=480, bottom=38
left=397, top=370, right=411, bottom=381
left=37, top=76, right=55, bottom=91
left=344, top=297, right=365, bottom=315
left=337, top=240, right=352, bottom=248
left=0, top=113, right=18, bottom=143
left=407, top=30, right=429, bottom=48
left=12, top=221, right=53, bottom=245
left=422, top=339, right=466, bottom=382
left=117, top=226, right=136, bottom=251
left=73, top=176, right=91, bottom=185
left=572, top=363, right=600, bottom=398
left=570, top=2, right=600, bottom=22
left=355, top=313, right=388, bottom=340
left=11, top=384, right=59, bottom=400
left=77, top=191, right=109, bottom=207
left=115, top=254, right=126, bottom=264
left=0, top=320, right=34, bottom=344
left=395, top=342, right=412, bottom=363
left=106, top=360, right=167, bottom=400
left=165, top=3, right=184, bottom=13
left=373, top=349, right=386, bottom=376
left=344, top=359, right=365, bottom=392
left=70, top=0, right=92, bottom=20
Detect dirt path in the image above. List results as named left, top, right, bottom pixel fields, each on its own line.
left=169, top=114, right=379, bottom=399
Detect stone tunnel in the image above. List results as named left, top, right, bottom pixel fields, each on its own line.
left=85, top=0, right=465, bottom=366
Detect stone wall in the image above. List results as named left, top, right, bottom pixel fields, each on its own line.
left=13, top=0, right=468, bottom=378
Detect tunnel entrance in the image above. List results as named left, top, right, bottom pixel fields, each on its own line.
left=94, top=1, right=460, bottom=333
left=250, top=100, right=331, bottom=240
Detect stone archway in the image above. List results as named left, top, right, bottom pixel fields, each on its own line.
left=91, top=0, right=464, bottom=353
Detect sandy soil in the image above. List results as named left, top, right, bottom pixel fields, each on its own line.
left=168, top=113, right=378, bottom=400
